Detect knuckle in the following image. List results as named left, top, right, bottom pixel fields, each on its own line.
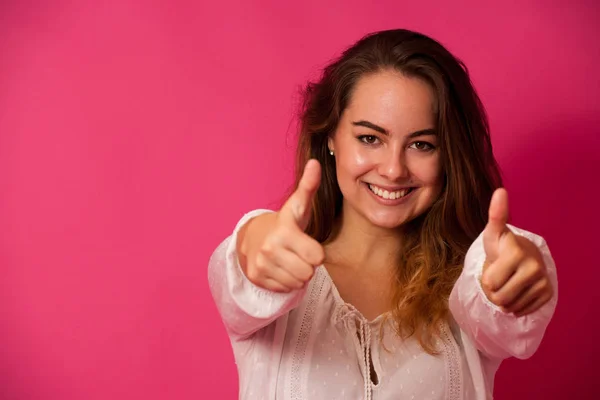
left=306, top=242, right=325, bottom=264
left=267, top=281, right=283, bottom=292
left=261, top=241, right=276, bottom=257
left=253, top=255, right=269, bottom=275
left=530, top=259, right=543, bottom=273
left=511, top=246, right=526, bottom=262
left=287, top=262, right=310, bottom=283
left=246, top=267, right=260, bottom=283
left=275, top=224, right=294, bottom=242
left=480, top=272, right=492, bottom=287
left=535, top=279, right=551, bottom=297
left=299, top=265, right=314, bottom=281
left=481, top=279, right=492, bottom=293
left=481, top=272, right=496, bottom=290
left=254, top=252, right=266, bottom=267
left=490, top=292, right=505, bottom=306
left=314, top=246, right=325, bottom=264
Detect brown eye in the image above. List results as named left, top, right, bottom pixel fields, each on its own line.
left=409, top=141, right=435, bottom=151
left=358, top=135, right=379, bottom=145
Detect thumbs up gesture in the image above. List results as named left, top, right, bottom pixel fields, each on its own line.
left=481, top=189, right=554, bottom=317
left=240, top=159, right=326, bottom=293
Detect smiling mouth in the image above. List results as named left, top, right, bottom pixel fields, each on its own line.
left=367, top=183, right=415, bottom=200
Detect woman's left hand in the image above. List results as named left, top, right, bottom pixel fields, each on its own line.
left=480, top=188, right=554, bottom=317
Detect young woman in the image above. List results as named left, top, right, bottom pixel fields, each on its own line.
left=208, top=29, right=557, bottom=400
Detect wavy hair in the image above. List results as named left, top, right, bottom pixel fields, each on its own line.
left=293, top=29, right=502, bottom=353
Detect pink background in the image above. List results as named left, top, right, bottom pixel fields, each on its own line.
left=0, top=1, right=598, bottom=399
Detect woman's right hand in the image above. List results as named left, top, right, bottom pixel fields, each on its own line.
left=237, top=159, right=326, bottom=292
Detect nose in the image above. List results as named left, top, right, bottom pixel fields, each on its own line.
left=377, top=146, right=408, bottom=181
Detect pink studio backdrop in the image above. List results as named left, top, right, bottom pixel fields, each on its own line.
left=0, top=1, right=598, bottom=399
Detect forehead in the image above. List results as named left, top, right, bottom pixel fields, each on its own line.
left=343, top=70, right=436, bottom=133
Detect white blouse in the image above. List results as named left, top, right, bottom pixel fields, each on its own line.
left=208, top=210, right=558, bottom=399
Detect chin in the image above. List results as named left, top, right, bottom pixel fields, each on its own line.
left=365, top=212, right=414, bottom=230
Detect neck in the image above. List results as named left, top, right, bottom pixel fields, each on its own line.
left=325, top=206, right=404, bottom=272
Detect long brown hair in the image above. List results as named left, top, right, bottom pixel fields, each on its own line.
left=293, top=29, right=502, bottom=353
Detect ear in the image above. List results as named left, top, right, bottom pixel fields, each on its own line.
left=327, top=136, right=334, bottom=153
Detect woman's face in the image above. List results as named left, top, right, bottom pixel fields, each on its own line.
left=328, top=69, right=443, bottom=230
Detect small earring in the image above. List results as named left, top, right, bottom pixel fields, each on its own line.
left=329, top=150, right=334, bottom=156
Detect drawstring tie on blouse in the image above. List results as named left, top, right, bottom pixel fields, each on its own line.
left=334, top=304, right=375, bottom=400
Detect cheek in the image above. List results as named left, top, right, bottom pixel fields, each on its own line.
left=337, top=145, right=372, bottom=177
left=408, top=155, right=442, bottom=184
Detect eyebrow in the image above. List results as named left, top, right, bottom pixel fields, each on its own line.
left=352, top=120, right=436, bottom=138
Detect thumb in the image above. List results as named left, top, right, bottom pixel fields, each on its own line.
left=280, top=159, right=322, bottom=230
left=483, top=188, right=510, bottom=263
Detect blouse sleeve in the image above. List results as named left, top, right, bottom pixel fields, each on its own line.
left=208, top=209, right=307, bottom=339
left=449, top=225, right=558, bottom=360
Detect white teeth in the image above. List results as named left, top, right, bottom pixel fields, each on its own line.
left=368, top=184, right=410, bottom=200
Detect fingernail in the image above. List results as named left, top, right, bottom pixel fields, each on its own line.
left=294, top=204, right=303, bottom=218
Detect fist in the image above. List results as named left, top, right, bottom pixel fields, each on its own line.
left=241, top=159, right=326, bottom=293
left=481, top=189, right=554, bottom=317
